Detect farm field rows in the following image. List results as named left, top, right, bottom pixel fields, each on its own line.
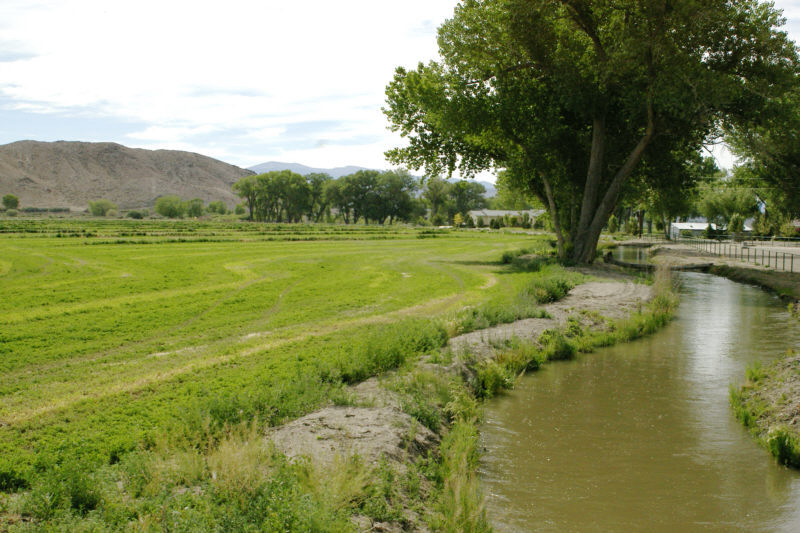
left=0, top=221, right=548, bottom=480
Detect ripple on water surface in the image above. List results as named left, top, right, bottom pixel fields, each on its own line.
left=480, top=272, right=800, bottom=532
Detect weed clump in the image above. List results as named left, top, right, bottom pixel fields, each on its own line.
left=767, top=427, right=800, bottom=468
left=730, top=351, right=800, bottom=469
left=524, top=276, right=576, bottom=303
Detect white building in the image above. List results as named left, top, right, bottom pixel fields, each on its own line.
left=670, top=222, right=717, bottom=239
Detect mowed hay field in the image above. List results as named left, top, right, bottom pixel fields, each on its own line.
left=0, top=221, right=550, bottom=488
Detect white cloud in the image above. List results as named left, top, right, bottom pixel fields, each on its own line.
left=1, top=0, right=798, bottom=176
left=0, top=0, right=460, bottom=167
left=128, top=125, right=219, bottom=142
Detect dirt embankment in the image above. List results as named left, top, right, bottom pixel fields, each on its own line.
left=449, top=279, right=650, bottom=360
left=266, top=267, right=653, bottom=532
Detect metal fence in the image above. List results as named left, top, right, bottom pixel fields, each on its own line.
left=684, top=238, right=800, bottom=273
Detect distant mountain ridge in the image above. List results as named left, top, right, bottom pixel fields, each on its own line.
left=248, top=161, right=496, bottom=197
left=0, top=140, right=253, bottom=210
left=247, top=161, right=369, bottom=178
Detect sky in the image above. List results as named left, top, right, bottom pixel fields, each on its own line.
left=1, top=1, right=799, bottom=175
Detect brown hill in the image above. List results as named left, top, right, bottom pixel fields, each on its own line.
left=0, top=140, right=253, bottom=210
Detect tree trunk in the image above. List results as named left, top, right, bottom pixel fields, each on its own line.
left=572, top=116, right=606, bottom=260
left=542, top=175, right=566, bottom=259
left=571, top=101, right=655, bottom=263
left=637, top=210, right=645, bottom=237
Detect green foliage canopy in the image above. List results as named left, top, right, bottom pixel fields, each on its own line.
left=729, top=89, right=800, bottom=218
left=2, top=194, right=19, bottom=210
left=88, top=199, right=117, bottom=217
left=234, top=170, right=420, bottom=225
left=697, top=181, right=759, bottom=229
left=186, top=198, right=204, bottom=218
left=384, top=0, right=798, bottom=262
left=155, top=195, right=186, bottom=219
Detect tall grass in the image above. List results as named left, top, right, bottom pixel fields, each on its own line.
left=730, top=357, right=800, bottom=469
left=450, top=264, right=584, bottom=336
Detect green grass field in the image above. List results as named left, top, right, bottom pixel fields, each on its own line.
left=0, top=221, right=551, bottom=492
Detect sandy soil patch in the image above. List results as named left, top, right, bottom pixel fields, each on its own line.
left=267, top=406, right=438, bottom=469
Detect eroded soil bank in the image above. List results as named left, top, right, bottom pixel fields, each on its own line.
left=267, top=264, right=661, bottom=532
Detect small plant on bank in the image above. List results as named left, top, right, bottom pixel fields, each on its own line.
left=766, top=427, right=800, bottom=468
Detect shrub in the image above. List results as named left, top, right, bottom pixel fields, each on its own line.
left=767, top=427, right=800, bottom=467
left=539, top=330, right=576, bottom=361
left=0, top=462, right=29, bottom=491
left=728, top=213, right=744, bottom=235
left=234, top=203, right=246, bottom=215
left=155, top=195, right=186, bottom=218
left=5, top=208, right=17, bottom=217
left=534, top=212, right=554, bottom=230
left=523, top=275, right=575, bottom=303
left=607, top=214, right=619, bottom=233
left=126, top=210, right=145, bottom=219
left=2, top=193, right=19, bottom=210
left=88, top=199, right=117, bottom=216
left=207, top=200, right=228, bottom=214
left=186, top=198, right=204, bottom=217
left=472, top=359, right=512, bottom=399
left=779, top=220, right=798, bottom=238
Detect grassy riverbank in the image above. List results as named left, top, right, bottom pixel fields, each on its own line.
left=0, top=222, right=678, bottom=531
left=731, top=353, right=800, bottom=468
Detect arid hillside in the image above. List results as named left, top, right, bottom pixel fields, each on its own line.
left=0, top=140, right=253, bottom=210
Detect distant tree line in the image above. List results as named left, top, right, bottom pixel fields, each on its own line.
left=232, top=170, right=490, bottom=225
left=153, top=196, right=230, bottom=219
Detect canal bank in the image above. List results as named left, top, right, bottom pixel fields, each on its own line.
left=650, top=242, right=800, bottom=301
left=479, top=248, right=800, bottom=532
left=260, top=258, right=670, bottom=532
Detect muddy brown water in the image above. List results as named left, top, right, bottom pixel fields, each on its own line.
left=480, top=248, right=800, bottom=532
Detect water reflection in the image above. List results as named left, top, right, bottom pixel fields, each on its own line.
left=480, top=271, right=800, bottom=532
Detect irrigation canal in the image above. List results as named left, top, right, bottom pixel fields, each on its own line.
left=479, top=247, right=800, bottom=531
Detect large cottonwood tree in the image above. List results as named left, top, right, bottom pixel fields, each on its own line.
left=384, top=0, right=798, bottom=262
